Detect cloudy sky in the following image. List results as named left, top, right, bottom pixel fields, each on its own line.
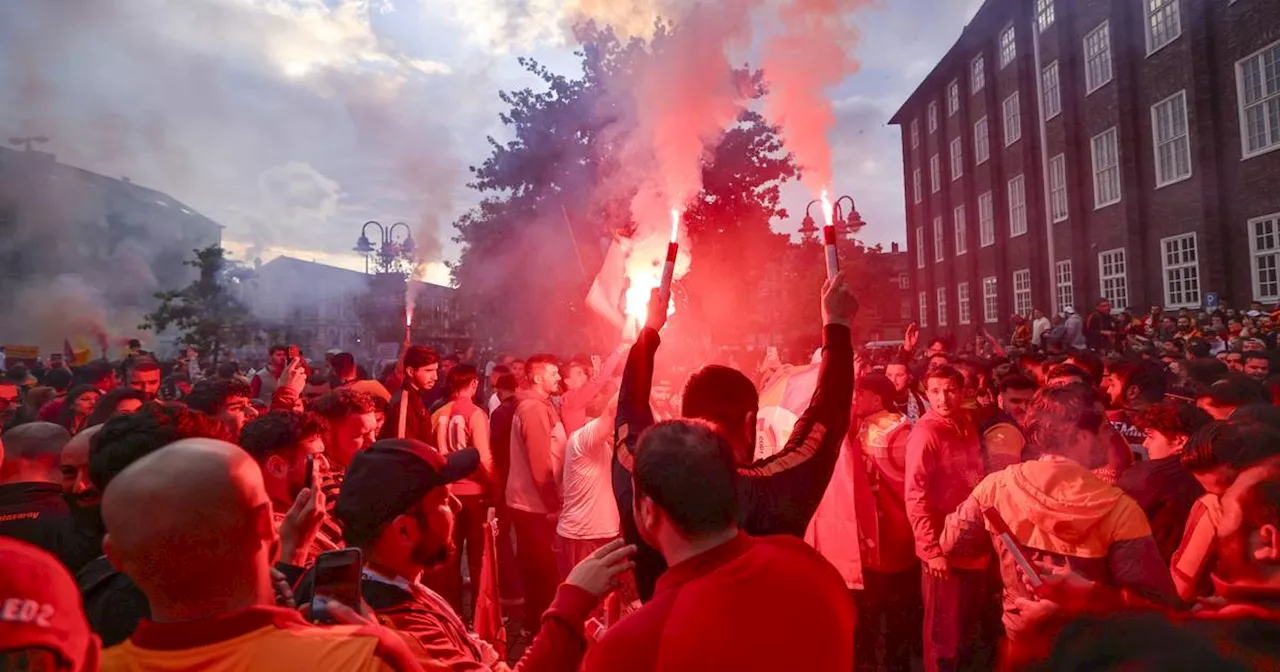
left=0, top=0, right=983, bottom=285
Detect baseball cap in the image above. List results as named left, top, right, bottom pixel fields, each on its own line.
left=0, top=538, right=98, bottom=671
left=1063, top=306, right=1076, bottom=315
left=335, top=439, right=479, bottom=547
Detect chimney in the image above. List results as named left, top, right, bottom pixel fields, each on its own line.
left=891, top=241, right=900, bottom=253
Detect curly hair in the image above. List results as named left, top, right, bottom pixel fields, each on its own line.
left=89, top=402, right=233, bottom=491
left=312, top=389, right=375, bottom=420
left=1132, top=400, right=1212, bottom=440
left=239, top=410, right=328, bottom=463
left=183, top=378, right=253, bottom=415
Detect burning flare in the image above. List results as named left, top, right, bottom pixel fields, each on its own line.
left=820, top=188, right=834, bottom=228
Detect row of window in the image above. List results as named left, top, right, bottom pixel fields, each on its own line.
left=913, top=89, right=1198, bottom=259
left=918, top=272, right=1024, bottom=328
left=909, top=11, right=1279, bottom=162
left=916, top=214, right=1280, bottom=326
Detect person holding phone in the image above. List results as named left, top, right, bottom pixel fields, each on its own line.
left=939, top=383, right=1178, bottom=664
left=306, top=438, right=635, bottom=671
left=239, top=410, right=338, bottom=565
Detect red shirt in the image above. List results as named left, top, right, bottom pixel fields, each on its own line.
left=584, top=533, right=854, bottom=671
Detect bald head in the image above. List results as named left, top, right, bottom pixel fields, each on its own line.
left=0, top=422, right=71, bottom=484
left=103, top=439, right=277, bottom=620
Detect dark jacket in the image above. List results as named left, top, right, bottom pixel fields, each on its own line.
left=381, top=384, right=435, bottom=445
left=613, top=324, right=854, bottom=600
left=1117, top=455, right=1204, bottom=562
left=0, top=482, right=79, bottom=568
left=78, top=556, right=150, bottom=647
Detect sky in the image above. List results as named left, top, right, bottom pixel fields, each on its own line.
left=0, top=0, right=985, bottom=285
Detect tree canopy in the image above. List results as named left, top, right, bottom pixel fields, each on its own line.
left=140, top=245, right=257, bottom=364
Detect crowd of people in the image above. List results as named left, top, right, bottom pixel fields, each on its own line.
left=2, top=286, right=1280, bottom=670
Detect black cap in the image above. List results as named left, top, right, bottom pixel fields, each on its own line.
left=335, top=439, right=478, bottom=547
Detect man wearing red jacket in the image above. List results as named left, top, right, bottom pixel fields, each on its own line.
left=586, top=420, right=853, bottom=671
left=905, top=365, right=989, bottom=672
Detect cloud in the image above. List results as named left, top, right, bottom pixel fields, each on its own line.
left=0, top=0, right=481, bottom=275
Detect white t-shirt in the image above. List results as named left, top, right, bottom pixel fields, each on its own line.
left=487, top=392, right=501, bottom=415
left=556, top=414, right=619, bottom=540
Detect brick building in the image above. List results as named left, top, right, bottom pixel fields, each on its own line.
left=890, top=0, right=1280, bottom=341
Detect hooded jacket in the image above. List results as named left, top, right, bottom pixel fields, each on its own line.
left=506, top=389, right=566, bottom=515
left=904, top=409, right=988, bottom=569
left=941, top=455, right=1178, bottom=639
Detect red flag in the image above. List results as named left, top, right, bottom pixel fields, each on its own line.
left=473, top=508, right=506, bottom=659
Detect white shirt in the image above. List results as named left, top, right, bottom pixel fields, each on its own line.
left=556, top=413, right=619, bottom=540
left=487, top=392, right=500, bottom=415
left=1031, top=317, right=1051, bottom=346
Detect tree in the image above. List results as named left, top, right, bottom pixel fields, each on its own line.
left=140, top=245, right=257, bottom=365
left=450, top=26, right=799, bottom=353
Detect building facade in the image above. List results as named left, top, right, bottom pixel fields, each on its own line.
left=890, top=0, right=1280, bottom=341
left=245, top=256, right=467, bottom=360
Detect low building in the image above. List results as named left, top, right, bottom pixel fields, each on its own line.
left=245, top=256, right=467, bottom=360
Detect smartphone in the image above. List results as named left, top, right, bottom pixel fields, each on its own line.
left=983, top=508, right=1043, bottom=589
left=304, top=454, right=315, bottom=491
left=311, top=548, right=363, bottom=623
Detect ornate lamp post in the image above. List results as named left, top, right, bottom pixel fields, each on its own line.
left=353, top=220, right=415, bottom=275
left=800, top=194, right=864, bottom=244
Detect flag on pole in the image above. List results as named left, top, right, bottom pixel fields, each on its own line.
left=473, top=508, right=506, bottom=659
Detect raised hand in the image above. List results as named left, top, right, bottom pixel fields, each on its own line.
left=565, top=538, right=638, bottom=598
left=821, top=271, right=859, bottom=327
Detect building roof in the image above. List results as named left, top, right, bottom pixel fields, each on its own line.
left=888, top=0, right=1000, bottom=125
left=0, top=145, right=225, bottom=237
left=257, top=255, right=454, bottom=294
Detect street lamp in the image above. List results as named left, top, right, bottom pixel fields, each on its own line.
left=354, top=220, right=415, bottom=275
left=799, top=193, right=865, bottom=244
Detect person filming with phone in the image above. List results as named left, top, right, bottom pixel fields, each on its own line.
left=297, top=437, right=636, bottom=671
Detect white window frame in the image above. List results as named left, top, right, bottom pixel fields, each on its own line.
left=913, top=168, right=922, bottom=204
left=1249, top=213, right=1280, bottom=302
left=958, top=281, right=972, bottom=324
left=1084, top=22, right=1113, bottom=95
left=979, top=191, right=995, bottom=247
left=930, top=154, right=941, bottom=194
left=937, top=287, right=949, bottom=326
left=950, top=138, right=964, bottom=180
left=1145, top=0, right=1182, bottom=56
left=911, top=119, right=920, bottom=149
left=1152, top=90, right=1192, bottom=187
left=1008, top=174, right=1027, bottom=237
left=948, top=80, right=960, bottom=116
left=999, top=25, right=1016, bottom=69
left=899, top=272, right=910, bottom=290
left=1055, top=260, right=1074, bottom=312
left=974, top=116, right=990, bottom=165
left=954, top=204, right=968, bottom=256
left=1161, top=232, right=1201, bottom=309
left=1013, top=268, right=1033, bottom=317
left=1099, top=247, right=1129, bottom=310
left=1091, top=127, right=1122, bottom=209
left=1236, top=40, right=1280, bottom=159
left=928, top=101, right=939, bottom=133
left=933, top=216, right=945, bottom=262
left=1042, top=61, right=1061, bottom=121
left=916, top=226, right=925, bottom=269
left=971, top=55, right=985, bottom=94
left=983, top=276, right=999, bottom=324
left=1036, top=0, right=1055, bottom=33
left=1049, top=153, right=1069, bottom=222
left=1003, top=93, right=1022, bottom=146
left=919, top=291, right=929, bottom=328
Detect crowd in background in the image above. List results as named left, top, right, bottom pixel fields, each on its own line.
left=1, top=286, right=1280, bottom=670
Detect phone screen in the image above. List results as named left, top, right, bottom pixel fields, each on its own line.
left=304, top=454, right=315, bottom=492
left=312, top=548, right=363, bottom=620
